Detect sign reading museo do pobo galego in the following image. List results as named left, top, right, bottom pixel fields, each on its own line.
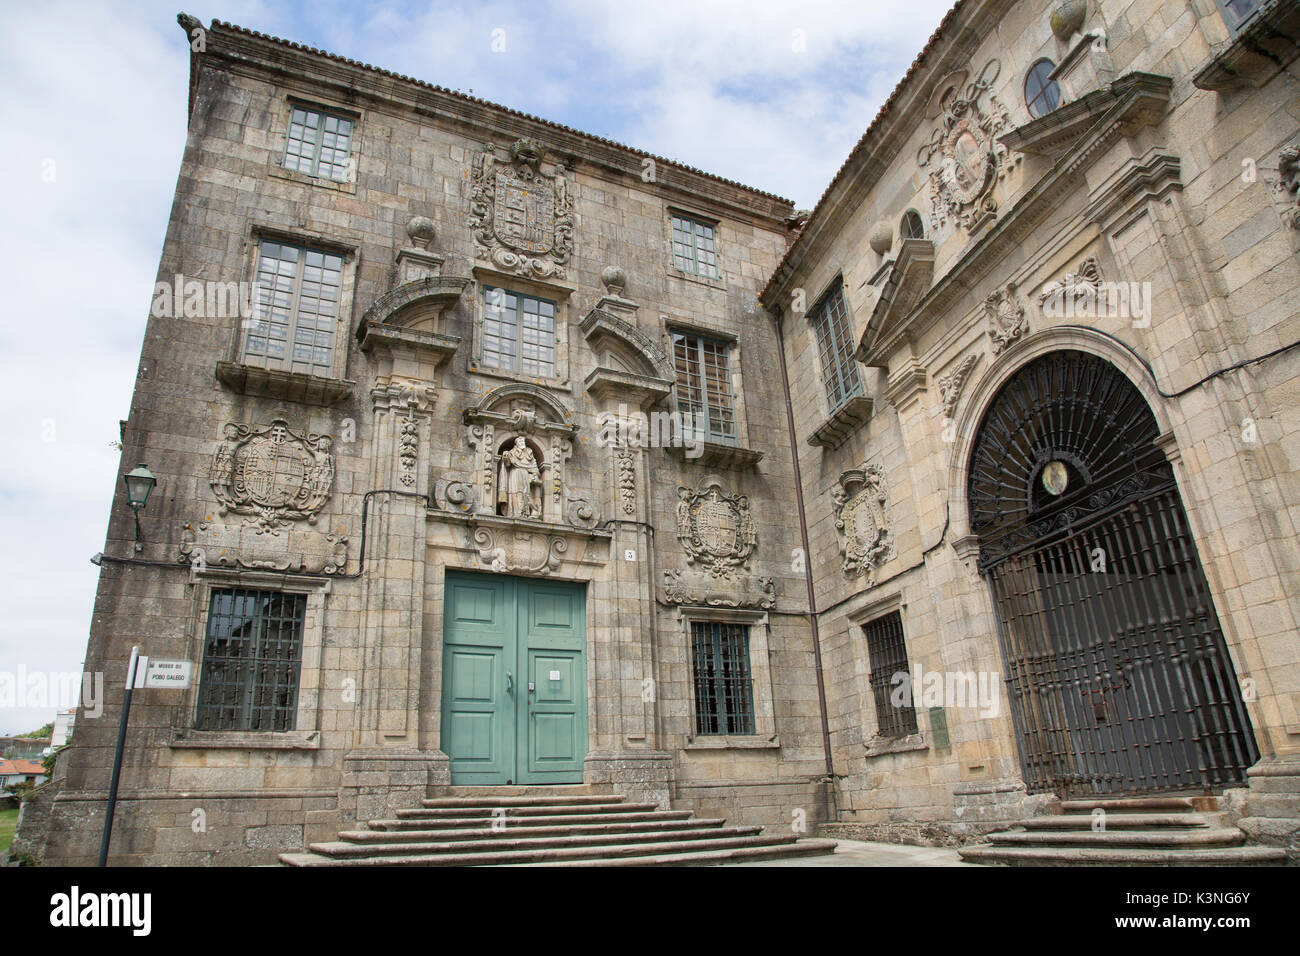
left=130, top=656, right=194, bottom=690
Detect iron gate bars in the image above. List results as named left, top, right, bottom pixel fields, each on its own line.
left=967, top=351, right=1258, bottom=796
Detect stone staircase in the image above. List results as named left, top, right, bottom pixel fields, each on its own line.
left=281, top=787, right=837, bottom=867
left=959, top=795, right=1288, bottom=866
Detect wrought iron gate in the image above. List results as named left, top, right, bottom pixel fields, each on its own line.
left=967, top=351, right=1257, bottom=796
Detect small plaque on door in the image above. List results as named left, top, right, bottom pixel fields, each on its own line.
left=549, top=670, right=561, bottom=681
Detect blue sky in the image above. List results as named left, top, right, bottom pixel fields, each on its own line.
left=0, top=0, right=954, bottom=734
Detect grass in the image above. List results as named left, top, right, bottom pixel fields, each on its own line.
left=0, top=807, right=19, bottom=854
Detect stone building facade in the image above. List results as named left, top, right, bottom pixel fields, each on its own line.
left=25, top=0, right=1300, bottom=865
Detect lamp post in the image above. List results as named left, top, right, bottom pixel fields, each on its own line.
left=122, top=463, right=156, bottom=552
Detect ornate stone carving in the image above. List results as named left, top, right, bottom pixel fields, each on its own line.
left=832, top=463, right=895, bottom=584
left=918, top=60, right=1013, bottom=234
left=178, top=521, right=349, bottom=574
left=468, top=525, right=567, bottom=574
left=398, top=417, right=419, bottom=487
left=662, top=568, right=776, bottom=610
left=617, top=449, right=636, bottom=515
left=564, top=495, right=598, bottom=529
left=1039, top=256, right=1103, bottom=312
left=675, top=480, right=757, bottom=579
left=938, top=353, right=980, bottom=419
left=600, top=265, right=627, bottom=296
left=1277, top=146, right=1300, bottom=230
left=498, top=436, right=543, bottom=518
left=469, top=138, right=574, bottom=279
left=209, top=420, right=334, bottom=532
left=986, top=282, right=1028, bottom=354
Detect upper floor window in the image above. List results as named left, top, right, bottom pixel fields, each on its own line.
left=482, top=286, right=557, bottom=378
left=809, top=281, right=863, bottom=413
left=671, top=213, right=720, bottom=279
left=283, top=106, right=353, bottom=181
left=863, top=611, right=918, bottom=739
left=246, top=240, right=344, bottom=378
left=900, top=209, right=925, bottom=240
left=1216, top=0, right=1264, bottom=36
left=1024, top=59, right=1061, bottom=118
left=196, top=588, right=305, bottom=732
left=691, top=621, right=755, bottom=735
left=671, top=331, right=736, bottom=444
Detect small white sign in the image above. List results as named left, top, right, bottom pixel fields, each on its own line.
left=624, top=549, right=636, bottom=562
left=549, top=670, right=561, bottom=681
left=143, top=659, right=193, bottom=689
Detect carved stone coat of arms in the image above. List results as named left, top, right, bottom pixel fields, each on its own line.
left=833, top=464, right=895, bottom=584
left=469, top=138, right=574, bottom=279
left=210, top=419, right=334, bottom=531
left=676, top=481, right=757, bottom=578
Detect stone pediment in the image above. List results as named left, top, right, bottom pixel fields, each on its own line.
left=997, top=86, right=1120, bottom=160
left=580, top=302, right=674, bottom=410
left=855, top=238, right=935, bottom=368
left=356, top=275, right=467, bottom=365
left=463, top=382, right=578, bottom=437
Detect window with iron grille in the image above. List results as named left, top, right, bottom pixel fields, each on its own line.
left=671, top=331, right=736, bottom=443
left=482, top=286, right=557, bottom=378
left=691, top=621, right=755, bottom=735
left=1215, top=0, right=1263, bottom=36
left=196, top=588, right=306, bottom=732
left=671, top=214, right=721, bottom=279
left=282, top=106, right=353, bottom=181
left=245, top=239, right=344, bottom=378
left=863, top=611, right=918, bottom=739
left=809, top=281, right=863, bottom=413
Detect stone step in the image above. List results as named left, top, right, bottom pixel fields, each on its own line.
left=280, top=833, right=818, bottom=867
left=435, top=785, right=612, bottom=798
left=1055, top=796, right=1213, bottom=814
left=308, top=825, right=766, bottom=858
left=987, top=827, right=1246, bottom=848
left=341, top=818, right=729, bottom=844
left=369, top=809, right=696, bottom=830
left=419, top=794, right=625, bottom=809
left=502, top=839, right=842, bottom=867
left=1021, top=813, right=1222, bottom=830
left=957, top=844, right=1286, bottom=867
left=397, top=802, right=656, bottom=819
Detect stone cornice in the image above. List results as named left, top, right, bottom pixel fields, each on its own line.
left=854, top=238, right=935, bottom=368
left=194, top=20, right=794, bottom=225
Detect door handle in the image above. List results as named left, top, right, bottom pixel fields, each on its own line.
left=506, top=671, right=514, bottom=695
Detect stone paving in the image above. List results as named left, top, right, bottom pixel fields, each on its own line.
left=726, top=838, right=972, bottom=866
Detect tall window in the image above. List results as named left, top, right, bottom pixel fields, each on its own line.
left=864, top=612, right=918, bottom=739
left=671, top=331, right=736, bottom=443
left=196, top=588, right=306, bottom=732
left=671, top=214, right=720, bottom=279
left=481, top=287, right=557, bottom=378
left=809, top=281, right=863, bottom=413
left=282, top=106, right=353, bottom=181
left=692, top=621, right=755, bottom=735
left=1024, top=59, right=1060, bottom=118
left=246, top=240, right=344, bottom=378
left=1216, top=0, right=1263, bottom=36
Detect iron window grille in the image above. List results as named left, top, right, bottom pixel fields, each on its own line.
left=671, top=331, right=737, bottom=444
left=282, top=106, right=353, bottom=181
left=671, top=214, right=721, bottom=279
left=245, top=240, right=344, bottom=378
left=809, top=281, right=863, bottom=413
left=1024, top=59, right=1061, bottom=119
left=1215, top=0, right=1264, bottom=36
left=196, top=588, right=306, bottom=732
left=482, top=286, right=557, bottom=378
left=691, top=621, right=755, bottom=735
left=863, top=612, right=918, bottom=739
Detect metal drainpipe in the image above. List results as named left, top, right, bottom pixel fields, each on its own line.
left=771, top=306, right=835, bottom=786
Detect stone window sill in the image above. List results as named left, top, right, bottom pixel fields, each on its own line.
left=466, top=360, right=571, bottom=392
left=668, top=267, right=726, bottom=291
left=216, top=361, right=355, bottom=406
left=268, top=160, right=357, bottom=195
left=168, top=729, right=321, bottom=750
left=863, top=732, right=927, bottom=759
left=684, top=734, right=780, bottom=750
left=1192, top=1, right=1300, bottom=92
left=665, top=440, right=763, bottom=469
left=807, top=394, right=874, bottom=449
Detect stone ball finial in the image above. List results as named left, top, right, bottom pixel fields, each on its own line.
left=601, top=265, right=627, bottom=297
left=1050, top=0, right=1087, bottom=41
left=406, top=216, right=437, bottom=250
left=868, top=219, right=893, bottom=255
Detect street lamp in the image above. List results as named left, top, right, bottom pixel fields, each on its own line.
left=122, top=463, right=156, bottom=552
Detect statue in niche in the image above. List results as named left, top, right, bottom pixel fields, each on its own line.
left=498, top=437, right=542, bottom=519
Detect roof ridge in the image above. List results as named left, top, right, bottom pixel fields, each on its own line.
left=207, top=18, right=795, bottom=207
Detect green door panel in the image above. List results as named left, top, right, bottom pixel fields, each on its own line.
left=442, top=571, right=586, bottom=785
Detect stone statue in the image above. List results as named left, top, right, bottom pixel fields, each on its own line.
left=498, top=437, right=542, bottom=518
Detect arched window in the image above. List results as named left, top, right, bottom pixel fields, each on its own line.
left=1024, top=59, right=1060, bottom=118
left=899, top=209, right=925, bottom=240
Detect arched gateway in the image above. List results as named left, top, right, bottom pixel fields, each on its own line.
left=967, top=350, right=1258, bottom=796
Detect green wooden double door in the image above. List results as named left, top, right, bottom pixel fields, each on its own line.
left=441, top=571, right=587, bottom=785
